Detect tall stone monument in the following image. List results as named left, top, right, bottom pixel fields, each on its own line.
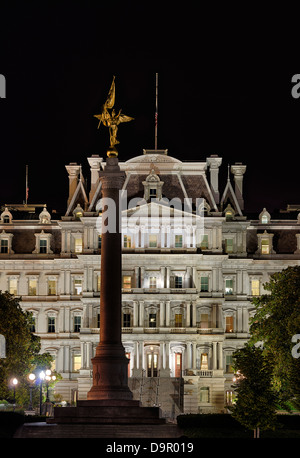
left=46, top=78, right=176, bottom=433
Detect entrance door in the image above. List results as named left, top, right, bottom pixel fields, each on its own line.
left=175, top=353, right=182, bottom=377
left=147, top=352, right=158, bottom=377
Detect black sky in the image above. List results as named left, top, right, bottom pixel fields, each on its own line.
left=0, top=3, right=299, bottom=215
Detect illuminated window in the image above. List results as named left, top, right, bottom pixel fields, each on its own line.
left=28, top=279, right=37, bottom=296
left=175, top=235, right=183, bottom=248
left=74, top=279, right=82, bottom=295
left=200, top=313, right=209, bottom=328
left=73, top=355, right=81, bottom=372
left=75, top=238, right=83, bottom=253
left=175, top=313, right=183, bottom=327
left=123, top=235, right=131, bottom=248
left=225, top=279, right=233, bottom=295
left=9, top=278, right=18, bottom=295
left=97, top=274, right=101, bottom=291
left=122, top=275, right=132, bottom=289
left=251, top=279, right=260, bottom=296
left=175, top=353, right=182, bottom=377
left=48, top=280, right=57, bottom=296
left=226, top=316, right=234, bottom=332
left=225, top=210, right=233, bottom=221
left=149, top=234, right=157, bottom=247
left=149, top=276, right=157, bottom=289
left=261, top=239, right=270, bottom=254
left=200, top=353, right=208, bottom=370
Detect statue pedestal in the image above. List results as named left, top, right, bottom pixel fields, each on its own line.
left=48, top=399, right=165, bottom=425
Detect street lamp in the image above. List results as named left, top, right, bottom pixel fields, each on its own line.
left=28, top=373, right=36, bottom=412
left=11, top=378, right=18, bottom=412
left=39, top=371, right=45, bottom=415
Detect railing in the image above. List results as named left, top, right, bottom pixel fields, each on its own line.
left=183, top=369, right=213, bottom=377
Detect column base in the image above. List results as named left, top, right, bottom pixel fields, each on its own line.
left=87, top=343, right=133, bottom=401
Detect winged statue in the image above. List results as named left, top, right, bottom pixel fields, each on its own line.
left=94, top=76, right=134, bottom=155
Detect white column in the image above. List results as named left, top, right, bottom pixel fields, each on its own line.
left=166, top=301, right=170, bottom=326
left=133, top=301, right=139, bottom=327
left=218, top=342, right=223, bottom=370
left=139, top=301, right=144, bottom=327
left=192, top=342, right=197, bottom=369
left=213, top=342, right=217, bottom=370
left=160, top=301, right=165, bottom=327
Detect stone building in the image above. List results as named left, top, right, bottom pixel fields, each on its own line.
left=0, top=149, right=299, bottom=417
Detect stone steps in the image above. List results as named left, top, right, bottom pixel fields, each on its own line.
left=15, top=422, right=182, bottom=438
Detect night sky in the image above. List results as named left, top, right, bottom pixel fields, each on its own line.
left=0, top=3, right=299, bottom=215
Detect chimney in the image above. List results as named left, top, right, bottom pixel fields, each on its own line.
left=65, top=162, right=81, bottom=207
left=206, top=155, right=222, bottom=204
left=231, top=163, right=246, bottom=210
left=87, top=155, right=103, bottom=203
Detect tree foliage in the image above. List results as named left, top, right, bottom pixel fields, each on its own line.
left=249, top=265, right=300, bottom=410
left=0, top=291, right=53, bottom=404
left=230, top=344, right=278, bottom=435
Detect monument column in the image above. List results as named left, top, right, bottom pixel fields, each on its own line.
left=87, top=156, right=133, bottom=401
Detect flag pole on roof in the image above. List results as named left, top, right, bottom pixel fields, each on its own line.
left=25, top=164, right=29, bottom=205
left=155, top=73, right=158, bottom=150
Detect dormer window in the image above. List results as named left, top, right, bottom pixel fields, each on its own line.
left=224, top=204, right=235, bottom=221
left=0, top=230, right=14, bottom=254
left=149, top=188, right=157, bottom=199
left=73, top=203, right=84, bottom=220
left=39, top=206, right=51, bottom=224
left=0, top=208, right=13, bottom=224
left=142, top=169, right=164, bottom=201
left=259, top=208, right=271, bottom=224
left=33, top=230, right=53, bottom=254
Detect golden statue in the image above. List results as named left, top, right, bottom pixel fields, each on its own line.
left=94, top=76, right=134, bottom=157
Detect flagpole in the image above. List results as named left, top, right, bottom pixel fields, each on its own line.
left=155, top=73, right=158, bottom=150
left=25, top=165, right=28, bottom=205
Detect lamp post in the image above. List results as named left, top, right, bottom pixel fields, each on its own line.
left=28, top=373, right=36, bottom=412
left=11, top=378, right=18, bottom=412
left=39, top=371, right=45, bottom=415
left=45, top=369, right=56, bottom=403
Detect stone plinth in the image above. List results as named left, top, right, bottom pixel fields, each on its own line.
left=47, top=400, right=165, bottom=425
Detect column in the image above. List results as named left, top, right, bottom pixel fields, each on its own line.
left=87, top=156, right=132, bottom=401
left=218, top=342, right=223, bottom=370
left=133, top=301, right=139, bottom=327
left=186, top=342, right=192, bottom=368
left=160, top=301, right=165, bottom=327
left=165, top=300, right=170, bottom=326
left=192, top=342, right=197, bottom=369
left=139, top=301, right=144, bottom=327
left=213, top=342, right=217, bottom=370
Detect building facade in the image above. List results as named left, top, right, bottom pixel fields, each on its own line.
left=1, top=149, right=299, bottom=417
